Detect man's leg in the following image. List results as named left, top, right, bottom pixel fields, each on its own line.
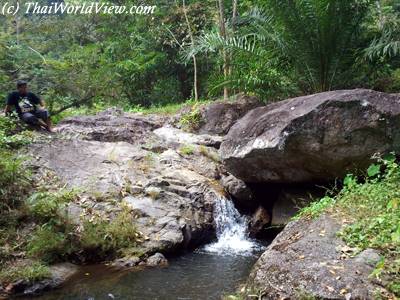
left=33, top=109, right=52, bottom=132
left=21, top=112, right=39, bottom=126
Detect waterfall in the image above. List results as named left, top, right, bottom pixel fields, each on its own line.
left=204, top=195, right=262, bottom=256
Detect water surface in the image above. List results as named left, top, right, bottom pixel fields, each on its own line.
left=22, top=195, right=267, bottom=300
left=28, top=249, right=262, bottom=300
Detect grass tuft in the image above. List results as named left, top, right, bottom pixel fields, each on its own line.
left=0, top=261, right=50, bottom=285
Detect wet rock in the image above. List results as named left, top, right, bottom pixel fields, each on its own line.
left=111, top=256, right=141, bottom=268
left=144, top=253, right=168, bottom=267
left=249, top=206, right=271, bottom=238
left=247, top=214, right=382, bottom=299
left=221, top=89, right=400, bottom=183
left=154, top=126, right=223, bottom=148
left=221, top=174, right=254, bottom=205
left=271, top=189, right=315, bottom=226
left=7, top=263, right=78, bottom=297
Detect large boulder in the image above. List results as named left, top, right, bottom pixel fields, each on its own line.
left=173, top=94, right=262, bottom=135
left=198, top=94, right=262, bottom=135
left=221, top=89, right=400, bottom=183
left=246, top=214, right=384, bottom=299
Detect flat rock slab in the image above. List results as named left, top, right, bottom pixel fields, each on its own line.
left=247, top=214, right=383, bottom=299
left=28, top=133, right=219, bottom=256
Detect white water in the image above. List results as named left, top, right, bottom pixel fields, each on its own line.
left=204, top=195, right=263, bottom=256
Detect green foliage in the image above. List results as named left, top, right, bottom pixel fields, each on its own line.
left=298, top=155, right=400, bottom=296
left=198, top=145, right=221, bottom=162
left=250, top=0, right=372, bottom=92
left=27, top=205, right=139, bottom=263
left=179, top=105, right=203, bottom=132
left=179, top=144, right=195, bottom=155
left=295, top=196, right=335, bottom=219
left=0, top=117, right=34, bottom=149
left=27, top=190, right=77, bottom=222
left=0, top=261, right=50, bottom=285
left=365, top=2, right=400, bottom=61
left=0, top=150, right=32, bottom=212
left=28, top=225, right=69, bottom=263
left=74, top=207, right=139, bottom=256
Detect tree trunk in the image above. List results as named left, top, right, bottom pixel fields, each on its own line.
left=182, top=0, right=198, bottom=101
left=218, top=0, right=229, bottom=100
left=230, top=0, right=238, bottom=94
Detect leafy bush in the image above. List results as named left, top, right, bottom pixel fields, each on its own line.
left=179, top=105, right=202, bottom=132
left=0, top=116, right=34, bottom=149
left=79, top=207, right=139, bottom=254
left=0, top=151, right=32, bottom=212
left=27, top=190, right=78, bottom=222
left=27, top=225, right=69, bottom=263
left=27, top=205, right=139, bottom=263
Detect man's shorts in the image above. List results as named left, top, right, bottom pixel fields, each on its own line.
left=21, top=109, right=50, bottom=125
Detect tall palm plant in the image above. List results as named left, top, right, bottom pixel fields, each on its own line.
left=188, top=0, right=371, bottom=93
left=365, top=2, right=400, bottom=61
left=250, top=0, right=372, bottom=92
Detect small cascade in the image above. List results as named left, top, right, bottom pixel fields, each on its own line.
left=204, top=195, right=263, bottom=256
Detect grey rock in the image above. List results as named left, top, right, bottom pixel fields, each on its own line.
left=65, top=203, right=83, bottom=225
left=221, top=89, right=400, bottom=183
left=111, top=256, right=141, bottom=268
left=247, top=214, right=381, bottom=299
left=354, top=249, right=381, bottom=267
left=8, top=263, right=78, bottom=297
left=130, top=185, right=144, bottom=195
left=271, top=189, right=315, bottom=226
left=154, top=126, right=223, bottom=148
left=144, top=253, right=168, bottom=267
left=56, top=110, right=166, bottom=145
left=249, top=206, right=271, bottom=237
left=221, top=174, right=253, bottom=204
left=198, top=94, right=262, bottom=135
left=29, top=118, right=220, bottom=262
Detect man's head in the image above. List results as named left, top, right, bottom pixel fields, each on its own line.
left=17, top=80, right=28, bottom=95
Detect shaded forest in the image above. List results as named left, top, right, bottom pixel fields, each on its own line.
left=0, top=0, right=399, bottom=115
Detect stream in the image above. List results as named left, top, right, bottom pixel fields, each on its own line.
left=22, top=196, right=267, bottom=300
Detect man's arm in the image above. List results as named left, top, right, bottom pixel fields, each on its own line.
left=31, top=93, right=44, bottom=108
left=39, top=99, right=45, bottom=108
left=4, top=104, right=12, bottom=115
left=4, top=93, right=14, bottom=115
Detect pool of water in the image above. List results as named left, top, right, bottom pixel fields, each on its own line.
left=25, top=248, right=264, bottom=300
left=19, top=195, right=268, bottom=300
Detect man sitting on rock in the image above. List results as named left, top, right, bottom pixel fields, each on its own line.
left=4, top=80, right=52, bottom=132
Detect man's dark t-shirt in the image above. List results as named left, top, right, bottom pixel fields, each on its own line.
left=6, top=92, right=41, bottom=115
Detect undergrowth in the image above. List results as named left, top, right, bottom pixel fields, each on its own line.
left=0, top=116, right=140, bottom=286
left=0, top=261, right=50, bottom=285
left=297, top=154, right=400, bottom=297
left=179, top=104, right=203, bottom=132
